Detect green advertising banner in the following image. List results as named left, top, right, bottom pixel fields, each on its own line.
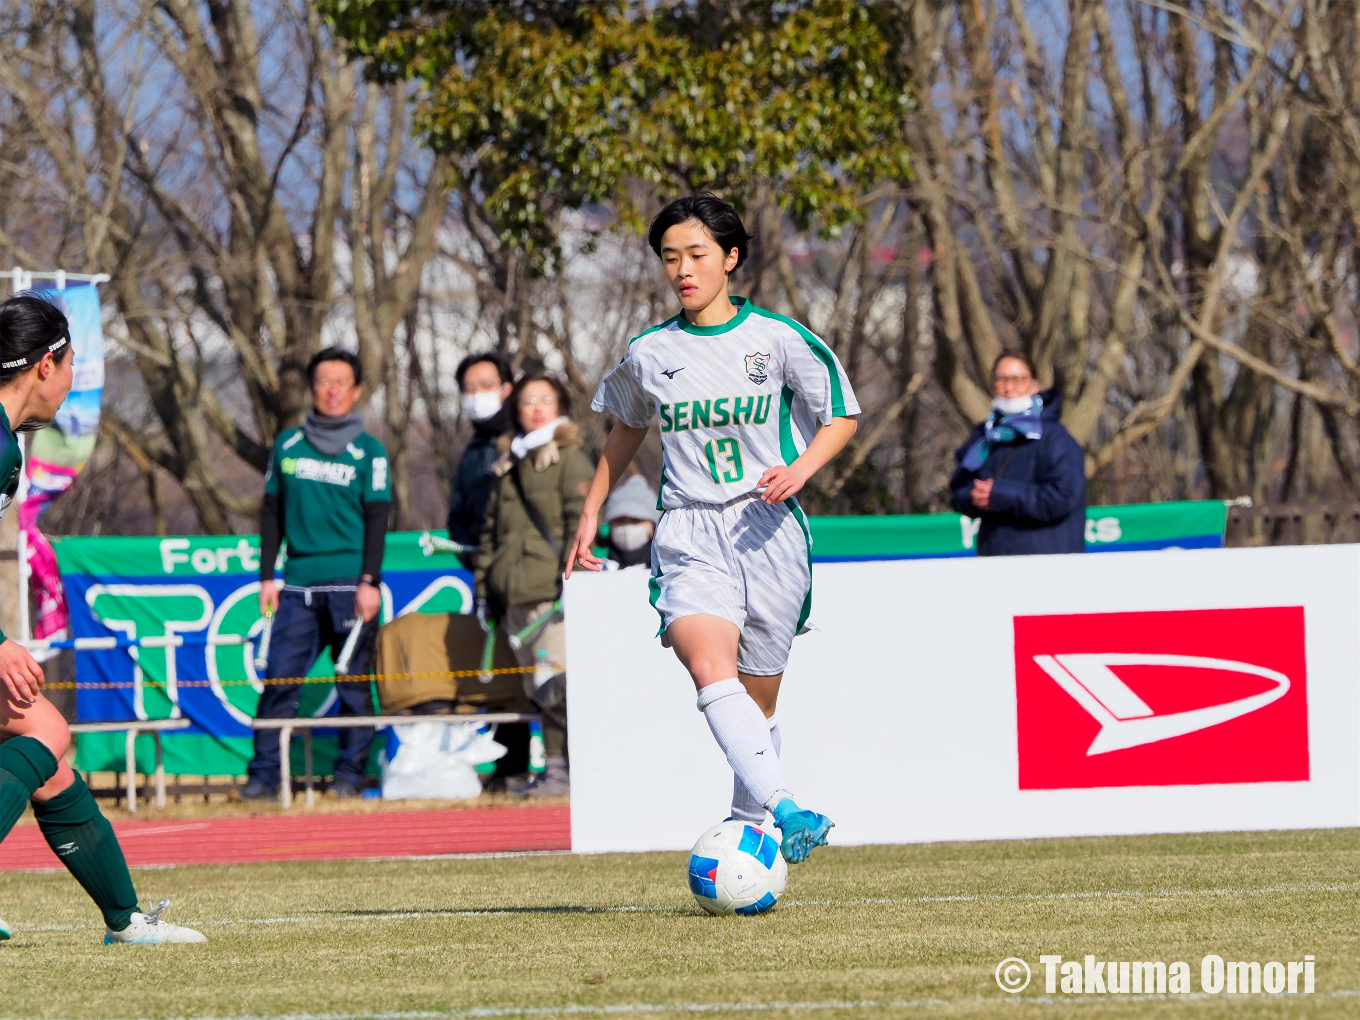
left=58, top=531, right=473, bottom=777
left=807, top=501, right=1228, bottom=561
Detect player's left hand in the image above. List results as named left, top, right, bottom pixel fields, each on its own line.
left=0, top=638, right=44, bottom=707
left=757, top=463, right=810, bottom=504
left=355, top=581, right=381, bottom=623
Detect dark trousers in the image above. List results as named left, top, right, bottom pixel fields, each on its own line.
left=246, top=582, right=379, bottom=787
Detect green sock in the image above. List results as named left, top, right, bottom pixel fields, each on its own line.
left=32, top=774, right=139, bottom=931
left=0, top=735, right=57, bottom=842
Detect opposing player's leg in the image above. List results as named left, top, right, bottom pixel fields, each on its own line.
left=2, top=693, right=204, bottom=944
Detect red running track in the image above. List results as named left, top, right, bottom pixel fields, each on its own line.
left=0, top=806, right=571, bottom=871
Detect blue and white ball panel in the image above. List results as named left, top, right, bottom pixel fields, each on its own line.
left=687, top=820, right=788, bottom=916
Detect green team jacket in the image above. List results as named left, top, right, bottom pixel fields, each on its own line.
left=0, top=405, right=21, bottom=644
left=264, top=426, right=391, bottom=586
left=476, top=420, right=594, bottom=612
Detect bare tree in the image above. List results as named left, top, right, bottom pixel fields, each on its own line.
left=0, top=0, right=451, bottom=530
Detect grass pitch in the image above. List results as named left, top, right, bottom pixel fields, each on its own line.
left=1, top=827, right=1356, bottom=1020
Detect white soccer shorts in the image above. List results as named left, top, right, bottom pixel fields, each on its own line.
left=649, top=493, right=813, bottom=676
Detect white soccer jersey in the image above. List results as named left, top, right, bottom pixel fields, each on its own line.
left=591, top=298, right=860, bottom=510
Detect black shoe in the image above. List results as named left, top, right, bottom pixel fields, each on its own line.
left=237, top=778, right=276, bottom=801
left=331, top=779, right=362, bottom=800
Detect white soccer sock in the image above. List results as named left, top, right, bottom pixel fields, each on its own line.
left=731, top=715, right=781, bottom=822
left=698, top=679, right=790, bottom=817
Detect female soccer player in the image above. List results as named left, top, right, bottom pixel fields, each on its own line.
left=0, top=293, right=204, bottom=944
left=566, top=194, right=859, bottom=863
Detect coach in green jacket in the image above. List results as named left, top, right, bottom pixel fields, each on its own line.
left=240, top=348, right=391, bottom=801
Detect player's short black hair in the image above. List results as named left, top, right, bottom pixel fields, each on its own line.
left=0, top=293, right=72, bottom=384
left=307, top=347, right=363, bottom=387
left=455, top=351, right=513, bottom=390
left=647, top=193, right=751, bottom=271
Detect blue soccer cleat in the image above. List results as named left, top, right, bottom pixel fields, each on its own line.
left=0, top=915, right=10, bottom=941
left=771, top=799, right=834, bottom=864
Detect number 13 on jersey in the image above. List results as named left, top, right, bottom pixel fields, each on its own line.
left=704, top=437, right=745, bottom=484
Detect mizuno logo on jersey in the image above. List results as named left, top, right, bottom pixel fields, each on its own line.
left=658, top=395, right=772, bottom=432
left=661, top=367, right=685, bottom=379
left=281, top=457, right=358, bottom=487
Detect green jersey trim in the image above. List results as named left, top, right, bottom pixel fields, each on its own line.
left=676, top=296, right=754, bottom=336
left=788, top=498, right=814, bottom=632
left=749, top=305, right=847, bottom=416
left=778, top=385, right=799, bottom=466
left=648, top=563, right=667, bottom=636
left=627, top=314, right=683, bottom=348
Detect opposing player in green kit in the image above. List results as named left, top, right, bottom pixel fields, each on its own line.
left=0, top=294, right=204, bottom=945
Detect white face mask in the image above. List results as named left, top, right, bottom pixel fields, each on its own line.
left=461, top=390, right=503, bottom=422
left=610, top=522, right=654, bottom=552
left=993, top=394, right=1035, bottom=416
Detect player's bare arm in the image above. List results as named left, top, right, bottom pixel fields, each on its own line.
left=0, top=639, right=46, bottom=707
left=757, top=415, right=858, bottom=504
left=567, top=421, right=649, bottom=577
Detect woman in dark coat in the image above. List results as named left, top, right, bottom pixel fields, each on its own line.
left=949, top=351, right=1086, bottom=556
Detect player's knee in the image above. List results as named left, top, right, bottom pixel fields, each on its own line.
left=687, top=656, right=733, bottom=687
left=3, top=702, right=71, bottom=761
left=31, top=758, right=77, bottom=802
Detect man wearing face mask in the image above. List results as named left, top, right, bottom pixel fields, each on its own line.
left=949, top=350, right=1086, bottom=556
left=446, top=353, right=515, bottom=563
left=600, top=474, right=661, bottom=569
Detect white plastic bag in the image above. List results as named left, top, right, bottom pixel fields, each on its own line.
left=380, top=720, right=506, bottom=800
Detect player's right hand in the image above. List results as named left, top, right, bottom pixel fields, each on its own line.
left=259, top=579, right=280, bottom=616
left=565, top=510, right=603, bottom=578
left=0, top=638, right=45, bottom=707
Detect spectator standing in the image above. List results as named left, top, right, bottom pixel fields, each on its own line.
left=949, top=351, right=1086, bottom=556
left=600, top=474, right=660, bottom=569
left=476, top=372, right=593, bottom=797
left=240, top=348, right=391, bottom=800
left=446, top=353, right=514, bottom=561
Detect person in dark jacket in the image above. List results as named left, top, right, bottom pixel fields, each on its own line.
left=949, top=350, right=1086, bottom=556
left=446, top=352, right=514, bottom=560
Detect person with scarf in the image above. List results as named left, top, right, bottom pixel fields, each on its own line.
left=241, top=348, right=391, bottom=800
left=476, top=372, right=594, bottom=797
left=949, top=351, right=1086, bottom=556
left=446, top=352, right=514, bottom=563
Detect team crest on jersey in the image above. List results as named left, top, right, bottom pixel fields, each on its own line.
left=744, top=352, right=771, bottom=385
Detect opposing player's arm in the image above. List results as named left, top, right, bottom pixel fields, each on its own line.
left=567, top=422, right=650, bottom=577
left=757, top=416, right=857, bottom=504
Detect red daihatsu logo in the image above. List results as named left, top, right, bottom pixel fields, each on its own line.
left=1014, top=607, right=1309, bottom=790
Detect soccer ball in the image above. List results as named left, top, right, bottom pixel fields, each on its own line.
left=687, top=819, right=788, bottom=916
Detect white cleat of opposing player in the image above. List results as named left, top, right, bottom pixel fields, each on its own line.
left=103, top=899, right=206, bottom=945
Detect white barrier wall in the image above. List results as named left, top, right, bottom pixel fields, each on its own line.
left=563, top=545, right=1360, bottom=853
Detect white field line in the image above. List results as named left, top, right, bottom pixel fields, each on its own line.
left=11, top=881, right=1359, bottom=935
left=5, top=991, right=1360, bottom=1020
